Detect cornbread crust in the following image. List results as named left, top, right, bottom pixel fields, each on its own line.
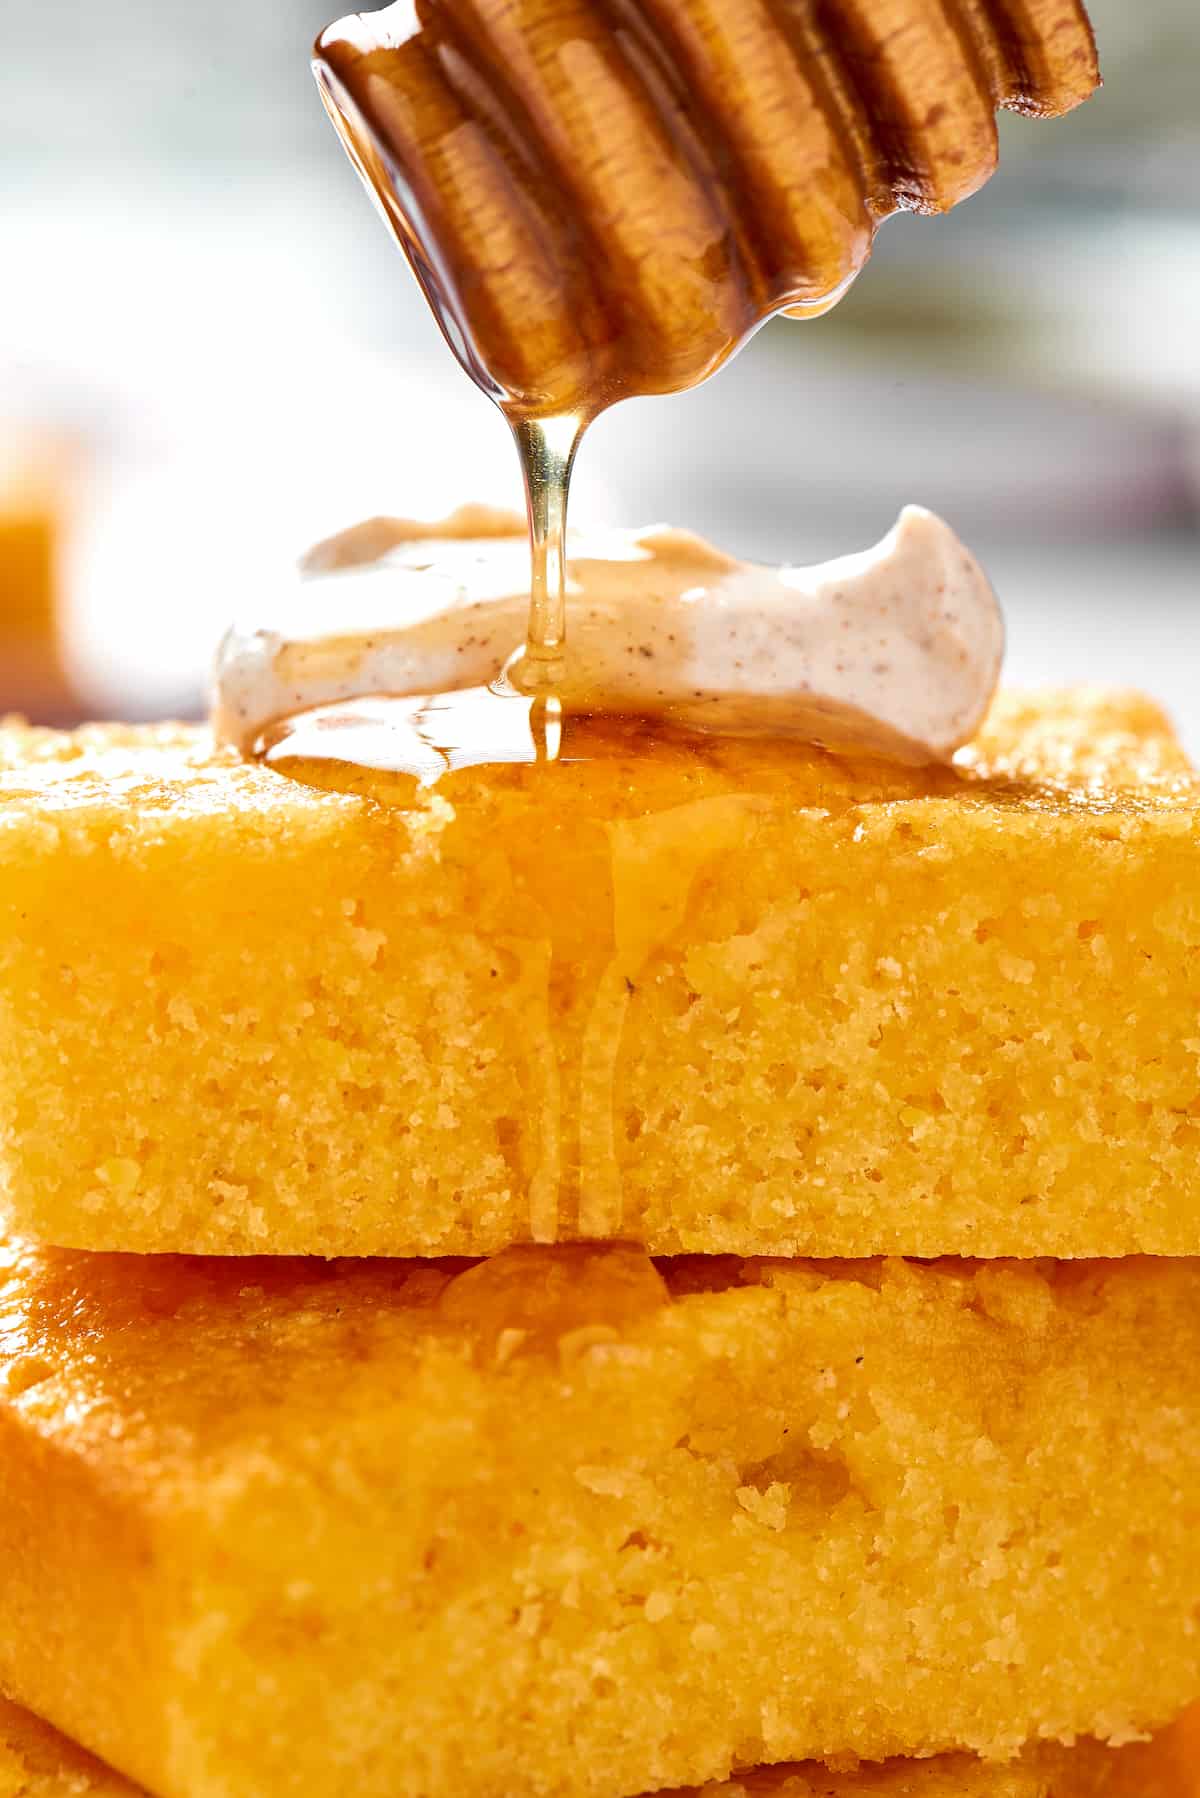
left=0, top=1697, right=1194, bottom=1798
left=0, top=1694, right=134, bottom=1795
left=673, top=1707, right=1200, bottom=1795
left=2, top=1242, right=1198, bottom=1798
left=1, top=689, right=1197, bottom=1259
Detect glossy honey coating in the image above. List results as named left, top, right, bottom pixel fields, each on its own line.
left=313, top=0, right=1099, bottom=415
left=0, top=690, right=1197, bottom=1260
left=2, top=1238, right=1199, bottom=1796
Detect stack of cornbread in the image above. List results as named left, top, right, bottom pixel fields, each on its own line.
left=0, top=680, right=1198, bottom=1795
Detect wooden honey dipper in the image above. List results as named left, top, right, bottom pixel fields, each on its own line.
left=312, top=0, right=1097, bottom=687
left=314, top=0, right=1098, bottom=420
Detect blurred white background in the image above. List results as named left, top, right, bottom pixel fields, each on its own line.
left=1, top=0, right=1197, bottom=744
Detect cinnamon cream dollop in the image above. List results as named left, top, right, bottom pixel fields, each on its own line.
left=212, top=506, right=1003, bottom=764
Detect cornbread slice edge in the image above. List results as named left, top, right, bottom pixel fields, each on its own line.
left=2, top=1239, right=1199, bottom=1796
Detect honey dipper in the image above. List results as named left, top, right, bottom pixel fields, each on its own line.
left=314, top=0, right=1099, bottom=421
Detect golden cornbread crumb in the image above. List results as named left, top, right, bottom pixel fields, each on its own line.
left=2, top=1241, right=1198, bottom=1797
left=0, top=1695, right=1196, bottom=1798
left=1, top=688, right=1197, bottom=1258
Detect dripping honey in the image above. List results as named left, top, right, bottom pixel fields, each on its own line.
left=260, top=689, right=824, bottom=1241
left=269, top=0, right=1101, bottom=1237
left=313, top=0, right=1098, bottom=423
left=311, top=0, right=1097, bottom=680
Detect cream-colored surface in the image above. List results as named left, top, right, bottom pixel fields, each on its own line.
left=212, top=508, right=1002, bottom=764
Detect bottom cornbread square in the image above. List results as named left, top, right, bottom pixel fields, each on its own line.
left=1, top=1240, right=1198, bottom=1798
left=0, top=1695, right=1196, bottom=1798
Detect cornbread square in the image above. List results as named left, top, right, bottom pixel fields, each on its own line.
left=0, top=1697, right=1194, bottom=1798
left=2, top=1239, right=1198, bottom=1798
left=1, top=689, right=1198, bottom=1258
left=0, top=1698, right=1193, bottom=1798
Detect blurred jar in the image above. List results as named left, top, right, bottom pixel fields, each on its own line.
left=0, top=431, right=85, bottom=725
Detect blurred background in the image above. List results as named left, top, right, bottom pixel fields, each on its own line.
left=2, top=0, right=1197, bottom=744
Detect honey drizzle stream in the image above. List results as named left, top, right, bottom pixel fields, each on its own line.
left=506, top=414, right=586, bottom=700
left=295, top=0, right=1099, bottom=1243
left=504, top=411, right=583, bottom=1227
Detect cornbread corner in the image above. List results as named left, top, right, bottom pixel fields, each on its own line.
left=0, top=688, right=1198, bottom=1260
left=2, top=1239, right=1198, bottom=1798
left=0, top=1695, right=1195, bottom=1798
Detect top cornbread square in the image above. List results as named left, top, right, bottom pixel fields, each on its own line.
left=0, top=688, right=1196, bottom=1257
